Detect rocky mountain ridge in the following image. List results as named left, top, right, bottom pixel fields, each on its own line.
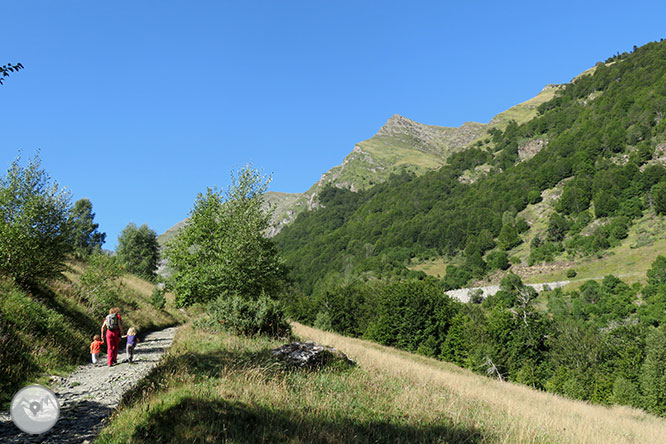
left=159, top=79, right=569, bottom=241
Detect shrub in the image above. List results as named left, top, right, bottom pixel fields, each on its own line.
left=509, top=256, right=522, bottom=265
left=204, top=294, right=291, bottom=338
left=313, top=311, right=332, bottom=331
left=469, top=289, right=484, bottom=304
left=566, top=269, right=577, bottom=278
left=150, top=286, right=166, bottom=310
left=486, top=250, right=510, bottom=271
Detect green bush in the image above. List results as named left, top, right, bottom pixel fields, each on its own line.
left=204, top=294, right=291, bottom=338
left=469, top=289, right=484, bottom=304
left=486, top=250, right=510, bottom=271
left=77, top=253, right=125, bottom=317
left=365, top=280, right=458, bottom=356
left=150, top=286, right=166, bottom=310
left=566, top=269, right=577, bottom=278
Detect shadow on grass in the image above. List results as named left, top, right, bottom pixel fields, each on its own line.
left=30, top=280, right=99, bottom=338
left=124, top=396, right=485, bottom=444
left=0, top=316, right=40, bottom=407
left=115, top=346, right=486, bottom=443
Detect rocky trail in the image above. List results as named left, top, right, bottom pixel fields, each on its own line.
left=0, top=326, right=178, bottom=444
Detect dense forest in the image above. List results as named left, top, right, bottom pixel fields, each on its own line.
left=274, top=40, right=666, bottom=414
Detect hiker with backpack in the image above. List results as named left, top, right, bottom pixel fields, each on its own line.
left=100, top=307, right=124, bottom=366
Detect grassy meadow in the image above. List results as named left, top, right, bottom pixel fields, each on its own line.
left=95, top=321, right=666, bottom=444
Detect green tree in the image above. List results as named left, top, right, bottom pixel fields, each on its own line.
left=651, top=181, right=666, bottom=215
left=77, top=252, right=125, bottom=317
left=0, top=154, right=72, bottom=286
left=556, top=179, right=592, bottom=215
left=441, top=312, right=472, bottom=365
left=647, top=255, right=666, bottom=286
left=640, top=328, right=666, bottom=415
left=164, top=165, right=288, bottom=307
left=547, top=212, right=569, bottom=242
left=497, top=222, right=521, bottom=250
left=593, top=190, right=618, bottom=218
left=486, top=250, right=510, bottom=271
left=68, top=198, right=106, bottom=258
left=115, top=222, right=160, bottom=281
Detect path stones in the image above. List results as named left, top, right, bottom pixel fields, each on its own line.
left=0, top=326, right=178, bottom=444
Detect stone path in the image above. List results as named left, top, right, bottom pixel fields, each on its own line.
left=0, top=326, right=178, bottom=443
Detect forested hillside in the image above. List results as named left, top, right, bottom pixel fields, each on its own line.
left=274, top=40, right=666, bottom=415
left=276, top=40, right=666, bottom=294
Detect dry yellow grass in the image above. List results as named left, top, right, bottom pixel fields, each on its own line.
left=293, top=323, right=666, bottom=444
left=63, top=261, right=186, bottom=331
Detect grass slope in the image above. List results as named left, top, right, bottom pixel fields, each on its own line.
left=96, top=322, right=666, bottom=444
left=486, top=84, right=562, bottom=130
left=410, top=185, right=666, bottom=290
left=0, top=263, right=186, bottom=407
left=520, top=211, right=666, bottom=286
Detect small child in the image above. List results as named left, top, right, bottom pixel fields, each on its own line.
left=90, top=334, right=103, bottom=364
left=122, top=327, right=140, bottom=363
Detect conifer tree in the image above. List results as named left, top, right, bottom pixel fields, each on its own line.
left=69, top=198, right=106, bottom=258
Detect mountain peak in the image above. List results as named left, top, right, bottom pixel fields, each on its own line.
left=375, top=114, right=422, bottom=137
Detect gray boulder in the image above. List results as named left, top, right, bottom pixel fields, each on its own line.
left=271, top=341, right=355, bottom=369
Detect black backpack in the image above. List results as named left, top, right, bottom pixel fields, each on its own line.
left=106, top=313, right=119, bottom=330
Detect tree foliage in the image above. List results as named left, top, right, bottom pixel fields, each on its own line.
left=0, top=154, right=72, bottom=285
left=115, top=222, right=160, bottom=281
left=0, top=62, right=24, bottom=85
left=165, top=165, right=288, bottom=307
left=76, top=252, right=125, bottom=317
left=69, top=198, right=106, bottom=258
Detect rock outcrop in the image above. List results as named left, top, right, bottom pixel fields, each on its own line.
left=271, top=341, right=355, bottom=369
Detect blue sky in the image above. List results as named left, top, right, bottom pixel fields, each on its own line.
left=2, top=1, right=665, bottom=249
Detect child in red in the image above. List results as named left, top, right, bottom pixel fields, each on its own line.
left=90, top=334, right=103, bottom=364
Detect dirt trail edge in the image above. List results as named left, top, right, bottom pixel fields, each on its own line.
left=0, top=326, right=178, bottom=444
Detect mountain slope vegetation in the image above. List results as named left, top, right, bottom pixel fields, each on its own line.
left=272, top=40, right=666, bottom=415
left=276, top=40, right=666, bottom=294
left=0, top=155, right=186, bottom=407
